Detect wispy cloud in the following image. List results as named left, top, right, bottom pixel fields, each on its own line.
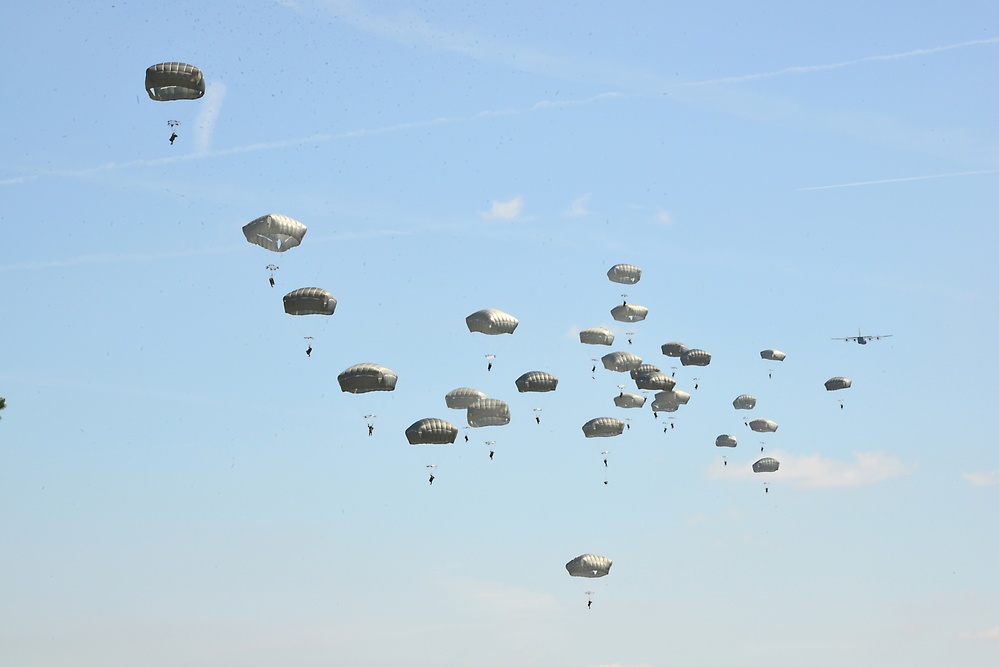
left=958, top=625, right=999, bottom=640
left=194, top=81, right=226, bottom=155
left=564, top=194, right=591, bottom=217
left=710, top=450, right=915, bottom=488
left=655, top=209, right=672, bottom=225
left=480, top=196, right=524, bottom=220
left=963, top=469, right=999, bottom=487
left=798, top=169, right=997, bottom=191
left=680, top=38, right=999, bottom=88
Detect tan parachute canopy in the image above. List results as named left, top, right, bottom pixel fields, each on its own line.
left=465, top=309, right=519, bottom=335
left=445, top=387, right=487, bottom=410
left=629, top=364, right=660, bottom=379
left=653, top=389, right=690, bottom=407
left=715, top=434, right=738, bottom=448
left=611, top=303, right=648, bottom=323
left=579, top=327, right=615, bottom=345
left=733, top=394, right=757, bottom=410
left=283, top=287, right=336, bottom=316
left=566, top=553, right=613, bottom=577
left=750, top=418, right=778, bottom=433
left=601, top=351, right=643, bottom=372
left=337, top=363, right=398, bottom=394
left=661, top=341, right=689, bottom=358
left=515, top=371, right=558, bottom=393
left=634, top=371, right=675, bottom=392
left=145, top=62, right=205, bottom=101
left=607, top=264, right=642, bottom=284
left=753, top=457, right=780, bottom=473
left=681, top=349, right=711, bottom=366
left=760, top=349, right=786, bottom=361
left=405, top=418, right=459, bottom=445
left=582, top=417, right=625, bottom=438
left=824, top=377, right=853, bottom=391
left=243, top=214, right=307, bottom=253
left=466, top=398, right=511, bottom=427
left=614, top=392, right=646, bottom=408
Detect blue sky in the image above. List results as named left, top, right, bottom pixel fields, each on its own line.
left=2, top=1, right=998, bottom=665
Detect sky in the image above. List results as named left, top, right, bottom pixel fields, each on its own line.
left=1, top=1, right=998, bottom=665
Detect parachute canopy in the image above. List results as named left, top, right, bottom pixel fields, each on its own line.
left=515, top=371, right=558, bottom=393
left=601, top=351, right=643, bottom=373
left=337, top=363, right=398, bottom=394
left=579, top=327, right=615, bottom=346
left=749, top=418, right=778, bottom=433
left=283, top=287, right=336, bottom=316
left=661, top=341, right=689, bottom=358
left=753, top=457, right=780, bottom=473
left=243, top=214, right=307, bottom=253
left=145, top=62, right=205, bottom=101
left=733, top=394, right=757, bottom=410
left=654, top=389, right=690, bottom=407
left=715, top=434, right=738, bottom=448
left=634, top=371, right=675, bottom=392
left=607, top=264, right=642, bottom=285
left=824, top=376, right=853, bottom=391
left=466, top=309, right=518, bottom=335
left=566, top=553, right=613, bottom=578
left=760, top=349, right=786, bottom=362
left=614, top=392, right=646, bottom=409
left=681, top=349, right=712, bottom=367
left=629, top=364, right=661, bottom=379
left=445, top=387, right=487, bottom=410
left=611, top=303, right=648, bottom=323
left=405, top=418, right=459, bottom=445
left=582, top=417, right=625, bottom=438
left=466, top=398, right=511, bottom=427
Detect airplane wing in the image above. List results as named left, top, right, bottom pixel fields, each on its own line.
left=831, top=336, right=858, bottom=341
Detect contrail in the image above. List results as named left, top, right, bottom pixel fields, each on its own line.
left=681, top=37, right=999, bottom=87
left=797, top=169, right=997, bottom=191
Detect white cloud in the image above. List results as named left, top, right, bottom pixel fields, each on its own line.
left=480, top=196, right=524, bottom=220
left=709, top=450, right=915, bottom=488
left=797, top=169, right=997, bottom=191
left=194, top=81, right=225, bottom=155
left=963, top=469, right=999, bottom=487
left=958, top=625, right=999, bottom=640
left=564, top=194, right=591, bottom=217
left=656, top=209, right=672, bottom=225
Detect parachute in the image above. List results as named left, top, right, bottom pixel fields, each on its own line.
left=566, top=553, right=613, bottom=578
left=607, top=264, right=642, bottom=285
left=749, top=418, right=778, bottom=433
left=579, top=327, right=615, bottom=346
left=337, top=363, right=398, bottom=394
left=733, top=394, right=757, bottom=410
left=715, top=434, right=738, bottom=448
left=629, top=364, right=660, bottom=379
left=653, top=389, right=690, bottom=407
left=283, top=287, right=336, bottom=316
left=661, top=341, right=689, bottom=357
left=466, top=398, right=511, bottom=427
left=634, top=371, right=675, bottom=392
left=515, top=371, right=558, bottom=393
left=466, top=309, right=518, bottom=335
left=614, top=392, right=646, bottom=409
left=601, top=351, right=643, bottom=373
left=760, top=349, right=786, bottom=362
left=405, top=418, right=459, bottom=445
left=243, top=214, right=308, bottom=253
left=582, top=417, right=625, bottom=438
left=445, top=387, right=487, bottom=410
left=611, top=303, right=648, bottom=323
left=145, top=62, right=205, bottom=101
left=824, top=377, right=852, bottom=391
left=681, top=349, right=712, bottom=367
left=753, top=457, right=780, bottom=473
